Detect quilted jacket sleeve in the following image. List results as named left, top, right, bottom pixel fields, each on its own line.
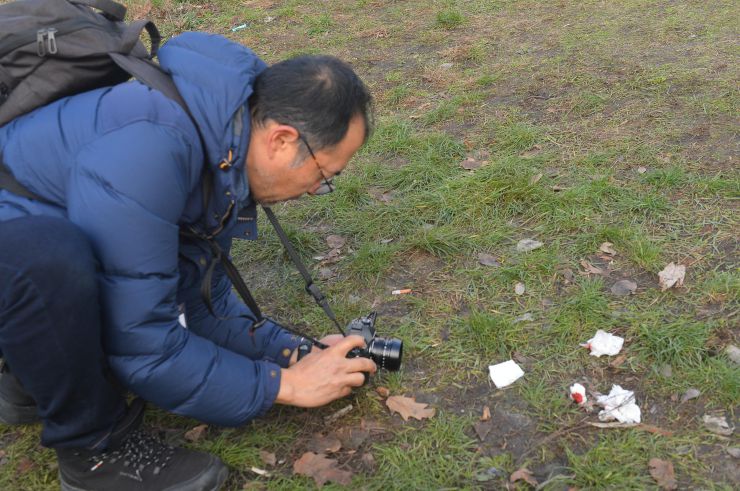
left=180, top=248, right=302, bottom=369
left=66, top=122, right=283, bottom=426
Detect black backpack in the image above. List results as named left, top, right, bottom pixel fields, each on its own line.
left=0, top=0, right=188, bottom=126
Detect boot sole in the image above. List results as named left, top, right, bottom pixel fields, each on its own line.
left=0, top=395, right=39, bottom=425
left=59, top=456, right=229, bottom=491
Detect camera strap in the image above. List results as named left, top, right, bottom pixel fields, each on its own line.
left=262, top=206, right=346, bottom=337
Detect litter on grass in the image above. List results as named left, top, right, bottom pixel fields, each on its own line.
left=488, top=360, right=524, bottom=388
left=596, top=385, right=641, bottom=423
left=569, top=383, right=587, bottom=405
left=581, top=330, right=624, bottom=357
left=391, top=289, right=412, bottom=295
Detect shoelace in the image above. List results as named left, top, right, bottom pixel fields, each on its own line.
left=88, top=430, right=175, bottom=477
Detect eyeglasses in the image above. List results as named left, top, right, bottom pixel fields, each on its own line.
left=298, top=133, right=339, bottom=195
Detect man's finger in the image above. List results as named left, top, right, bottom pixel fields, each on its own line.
left=329, top=335, right=367, bottom=355
left=345, top=356, right=377, bottom=374
left=346, top=372, right=367, bottom=388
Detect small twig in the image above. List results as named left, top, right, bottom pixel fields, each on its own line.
left=516, top=415, right=591, bottom=464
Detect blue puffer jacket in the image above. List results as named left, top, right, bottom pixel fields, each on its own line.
left=0, top=33, right=301, bottom=426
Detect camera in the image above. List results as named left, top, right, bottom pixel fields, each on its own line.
left=345, top=312, right=403, bottom=371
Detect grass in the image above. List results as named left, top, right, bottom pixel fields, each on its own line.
left=1, top=0, right=738, bottom=489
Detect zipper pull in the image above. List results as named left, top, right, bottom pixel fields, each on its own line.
left=46, top=28, right=58, bottom=55
left=36, top=29, right=46, bottom=57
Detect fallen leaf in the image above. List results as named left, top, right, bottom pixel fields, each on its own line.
left=360, top=452, right=376, bottom=471
left=637, top=166, right=648, bottom=174
left=473, top=420, right=493, bottom=441
left=376, top=386, right=390, bottom=398
left=658, top=263, right=686, bottom=291
left=702, top=414, right=734, bottom=436
left=599, top=242, right=617, bottom=255
left=307, top=433, right=342, bottom=454
left=649, top=458, right=677, bottom=490
left=560, top=268, right=575, bottom=283
left=611, top=279, right=637, bottom=296
left=293, top=452, right=352, bottom=487
left=529, top=172, right=544, bottom=184
left=514, top=282, right=526, bottom=295
left=184, top=424, right=208, bottom=442
left=386, top=395, right=435, bottom=421
left=516, top=239, right=543, bottom=252
left=510, top=467, right=538, bottom=487
left=318, top=267, right=335, bottom=280
left=609, top=353, right=628, bottom=368
left=480, top=406, right=491, bottom=421
left=16, top=457, right=34, bottom=475
left=334, top=427, right=369, bottom=450
left=478, top=253, right=501, bottom=267
left=325, top=235, right=346, bottom=249
left=726, top=345, right=740, bottom=364
left=259, top=450, right=276, bottom=466
left=726, top=447, right=740, bottom=458
left=460, top=157, right=483, bottom=170
left=580, top=259, right=605, bottom=276
left=520, top=145, right=542, bottom=158
left=680, top=388, right=701, bottom=403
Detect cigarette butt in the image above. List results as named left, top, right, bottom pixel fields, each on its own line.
left=392, top=289, right=412, bottom=295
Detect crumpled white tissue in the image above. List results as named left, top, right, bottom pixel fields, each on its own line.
left=488, top=360, right=524, bottom=388
left=581, top=330, right=624, bottom=357
left=596, top=384, right=641, bottom=423
left=570, top=383, right=587, bottom=405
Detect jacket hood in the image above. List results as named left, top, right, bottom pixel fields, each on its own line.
left=158, top=32, right=265, bottom=181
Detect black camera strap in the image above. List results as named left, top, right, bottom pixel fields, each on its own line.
left=262, top=206, right=345, bottom=337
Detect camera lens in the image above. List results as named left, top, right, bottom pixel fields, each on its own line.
left=367, top=336, right=403, bottom=371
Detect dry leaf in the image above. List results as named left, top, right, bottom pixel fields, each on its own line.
left=516, top=239, right=543, bottom=252
left=293, top=452, right=352, bottom=487
left=599, top=242, right=617, bottom=255
left=529, top=172, right=543, bottom=184
left=15, top=457, right=34, bottom=475
left=520, top=145, right=542, bottom=158
left=386, top=395, right=436, bottom=421
left=649, top=458, right=677, bottom=490
left=325, top=235, right=346, bottom=249
left=477, top=253, right=501, bottom=267
left=334, top=427, right=369, bottom=450
left=259, top=450, right=276, bottom=466
left=184, top=424, right=208, bottom=442
left=510, top=467, right=538, bottom=487
left=637, top=166, right=648, bottom=174
left=460, top=157, right=483, bottom=170
left=610, top=353, right=628, bottom=368
left=307, top=433, right=342, bottom=454
left=360, top=452, right=376, bottom=471
left=473, top=420, right=492, bottom=441
left=658, top=263, right=686, bottom=291
left=611, top=279, right=637, bottom=296
left=702, top=414, right=734, bottom=436
left=580, top=259, right=605, bottom=276
left=376, top=386, right=390, bottom=398
left=514, top=282, right=526, bottom=295
left=480, top=405, right=491, bottom=421
left=680, top=388, right=701, bottom=403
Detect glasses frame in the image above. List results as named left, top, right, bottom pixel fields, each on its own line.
left=298, top=133, right=338, bottom=195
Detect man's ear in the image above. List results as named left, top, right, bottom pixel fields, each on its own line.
left=266, top=124, right=301, bottom=160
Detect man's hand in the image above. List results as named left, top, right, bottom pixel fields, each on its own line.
left=288, top=333, right=346, bottom=366
left=276, top=335, right=377, bottom=407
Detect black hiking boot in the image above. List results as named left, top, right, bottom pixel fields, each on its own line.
left=0, top=359, right=39, bottom=425
left=56, top=398, right=228, bottom=491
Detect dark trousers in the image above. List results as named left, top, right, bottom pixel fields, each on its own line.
left=0, top=216, right=125, bottom=449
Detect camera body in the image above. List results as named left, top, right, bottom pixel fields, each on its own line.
left=345, top=312, right=403, bottom=372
